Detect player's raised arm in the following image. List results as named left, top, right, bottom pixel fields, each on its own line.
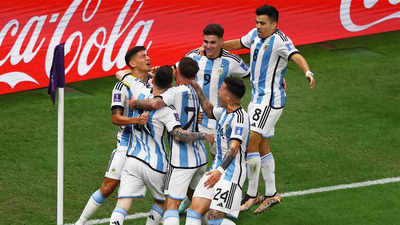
left=189, top=80, right=215, bottom=119
left=170, top=127, right=214, bottom=144
left=111, top=109, right=148, bottom=126
left=204, top=139, right=241, bottom=189
left=290, top=53, right=315, bottom=89
left=223, top=39, right=243, bottom=51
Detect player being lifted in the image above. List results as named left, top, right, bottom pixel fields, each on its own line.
left=185, top=76, right=250, bottom=225
left=108, top=66, right=214, bottom=225
left=74, top=46, right=151, bottom=225
left=126, top=57, right=207, bottom=225
left=223, top=5, right=315, bottom=213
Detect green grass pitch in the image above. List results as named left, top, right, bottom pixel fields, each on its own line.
left=0, top=30, right=399, bottom=225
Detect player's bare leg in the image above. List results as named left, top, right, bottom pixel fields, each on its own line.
left=75, top=178, right=119, bottom=225
left=109, top=198, right=134, bottom=225
left=254, top=138, right=281, bottom=214
left=184, top=197, right=211, bottom=225
left=240, top=131, right=262, bottom=211
left=163, top=197, right=182, bottom=225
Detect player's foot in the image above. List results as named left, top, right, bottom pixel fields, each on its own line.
left=240, top=193, right=261, bottom=211
left=74, top=220, right=84, bottom=225
left=178, top=197, right=191, bottom=214
left=254, top=193, right=281, bottom=214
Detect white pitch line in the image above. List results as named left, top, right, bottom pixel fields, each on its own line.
left=65, top=176, right=400, bottom=225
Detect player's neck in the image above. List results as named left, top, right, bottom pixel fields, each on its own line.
left=226, top=102, right=241, bottom=113
left=132, top=69, right=149, bottom=83
left=176, top=78, right=192, bottom=86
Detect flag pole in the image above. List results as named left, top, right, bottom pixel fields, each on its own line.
left=57, top=87, right=64, bottom=225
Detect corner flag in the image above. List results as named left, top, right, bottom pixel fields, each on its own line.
left=48, top=43, right=65, bottom=104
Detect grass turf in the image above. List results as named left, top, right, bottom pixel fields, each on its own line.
left=0, top=30, right=399, bottom=224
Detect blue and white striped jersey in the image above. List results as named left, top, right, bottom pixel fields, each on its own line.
left=241, top=28, right=299, bottom=108
left=209, top=107, right=250, bottom=187
left=160, top=85, right=208, bottom=168
left=127, top=105, right=181, bottom=173
left=186, top=49, right=250, bottom=129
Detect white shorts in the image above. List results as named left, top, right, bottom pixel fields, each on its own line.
left=193, top=175, right=243, bottom=218
left=199, top=125, right=217, bottom=155
left=164, top=165, right=207, bottom=200
left=248, top=102, right=283, bottom=138
left=118, top=157, right=165, bottom=202
left=104, top=147, right=127, bottom=180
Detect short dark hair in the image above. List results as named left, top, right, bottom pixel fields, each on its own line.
left=154, top=66, right=173, bottom=90
left=178, top=57, right=199, bottom=79
left=203, top=24, right=224, bottom=38
left=125, top=46, right=146, bottom=68
left=224, top=77, right=245, bottom=99
left=256, top=5, right=279, bottom=22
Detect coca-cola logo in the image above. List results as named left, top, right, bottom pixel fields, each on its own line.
left=0, top=0, right=153, bottom=89
left=340, top=0, right=400, bottom=32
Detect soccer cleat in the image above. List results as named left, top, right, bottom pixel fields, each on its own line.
left=178, top=197, right=191, bottom=214
left=240, top=193, right=261, bottom=211
left=254, top=193, right=282, bottom=214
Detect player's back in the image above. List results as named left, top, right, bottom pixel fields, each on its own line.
left=161, top=85, right=208, bottom=168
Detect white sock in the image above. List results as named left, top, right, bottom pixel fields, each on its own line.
left=260, top=153, right=276, bottom=196
left=246, top=152, right=261, bottom=197
left=76, top=189, right=105, bottom=224
left=110, top=206, right=127, bottom=225
left=163, top=209, right=179, bottom=225
left=146, top=204, right=164, bottom=225
left=185, top=209, right=201, bottom=225
left=208, top=218, right=235, bottom=225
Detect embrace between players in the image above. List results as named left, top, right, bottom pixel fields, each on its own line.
left=75, top=5, right=315, bottom=225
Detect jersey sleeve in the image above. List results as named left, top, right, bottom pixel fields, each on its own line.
left=240, top=28, right=257, bottom=49
left=159, top=107, right=181, bottom=132
left=229, top=113, right=246, bottom=143
left=230, top=56, right=250, bottom=78
left=111, top=82, right=129, bottom=110
left=212, top=107, right=224, bottom=120
left=160, top=87, right=176, bottom=106
left=276, top=35, right=300, bottom=60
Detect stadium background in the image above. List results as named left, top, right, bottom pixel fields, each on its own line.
left=0, top=0, right=399, bottom=224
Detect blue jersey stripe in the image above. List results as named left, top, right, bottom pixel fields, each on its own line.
left=279, top=66, right=287, bottom=107
left=201, top=59, right=214, bottom=127
left=218, top=59, right=230, bottom=106
left=224, top=115, right=236, bottom=181
left=179, top=91, right=189, bottom=167
left=257, top=36, right=275, bottom=104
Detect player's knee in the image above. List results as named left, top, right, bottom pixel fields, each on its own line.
left=100, top=179, right=119, bottom=197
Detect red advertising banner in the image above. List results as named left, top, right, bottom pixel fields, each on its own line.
left=0, top=0, right=399, bottom=95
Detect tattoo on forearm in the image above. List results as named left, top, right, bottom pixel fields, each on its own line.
left=134, top=99, right=157, bottom=110
left=220, top=147, right=236, bottom=170
left=170, top=128, right=205, bottom=142
left=191, top=83, right=214, bottom=119
left=112, top=109, right=121, bottom=115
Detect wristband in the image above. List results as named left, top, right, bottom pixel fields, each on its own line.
left=305, top=71, right=314, bottom=77
left=216, top=166, right=225, bottom=174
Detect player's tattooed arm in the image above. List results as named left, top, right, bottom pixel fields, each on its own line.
left=204, top=139, right=241, bottom=189
left=170, top=127, right=214, bottom=144
left=189, top=80, right=215, bottom=119
left=130, top=97, right=165, bottom=110
left=111, top=108, right=148, bottom=126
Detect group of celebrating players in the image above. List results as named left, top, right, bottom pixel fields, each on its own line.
left=74, top=5, right=315, bottom=225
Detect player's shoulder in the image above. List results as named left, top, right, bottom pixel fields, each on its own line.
left=233, top=107, right=248, bottom=124
left=273, top=29, right=291, bottom=43
left=221, top=49, right=242, bottom=64
left=186, top=49, right=200, bottom=57
left=113, top=81, right=127, bottom=91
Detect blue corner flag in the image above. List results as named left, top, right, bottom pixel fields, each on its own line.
left=48, top=43, right=65, bottom=104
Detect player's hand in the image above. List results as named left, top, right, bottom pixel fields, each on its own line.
left=149, top=66, right=160, bottom=77
left=116, top=69, right=131, bottom=81
left=138, top=112, right=149, bottom=125
left=282, top=78, right=287, bottom=91
left=204, top=170, right=222, bottom=189
left=197, top=45, right=205, bottom=56
left=305, top=71, right=315, bottom=89
left=205, top=133, right=214, bottom=145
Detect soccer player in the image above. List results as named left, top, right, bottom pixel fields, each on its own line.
left=74, top=46, right=151, bottom=225
left=128, top=57, right=207, bottom=225
left=108, top=66, right=214, bottom=225
left=222, top=5, right=315, bottom=214
left=178, top=23, right=250, bottom=214
left=184, top=76, right=250, bottom=225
